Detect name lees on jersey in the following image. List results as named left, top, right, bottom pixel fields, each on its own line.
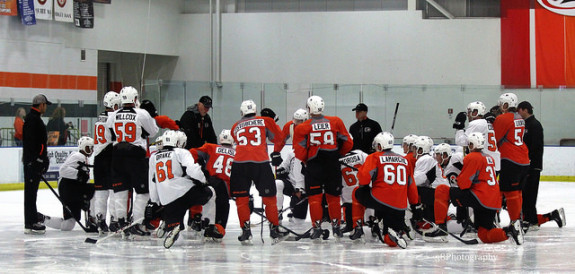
left=116, top=113, right=137, bottom=121
left=216, top=146, right=235, bottom=157
left=312, top=122, right=331, bottom=131
left=234, top=119, right=265, bottom=134
left=378, top=156, right=408, bottom=165
left=514, top=119, right=525, bottom=127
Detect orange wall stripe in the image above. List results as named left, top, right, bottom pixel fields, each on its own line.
left=535, top=3, right=566, bottom=88
left=566, top=17, right=575, bottom=87
left=0, top=72, right=97, bottom=90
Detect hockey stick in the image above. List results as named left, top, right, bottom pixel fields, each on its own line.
left=41, top=176, right=97, bottom=233
left=390, top=103, right=400, bottom=134
left=251, top=197, right=309, bottom=226
left=339, top=161, right=358, bottom=171
left=251, top=210, right=329, bottom=241
left=85, top=217, right=145, bottom=244
left=422, top=218, right=479, bottom=245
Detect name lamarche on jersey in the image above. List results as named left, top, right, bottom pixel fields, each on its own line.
left=115, top=113, right=137, bottom=121
left=312, top=122, right=331, bottom=131
left=233, top=119, right=265, bottom=134
left=379, top=156, right=408, bottom=165
left=216, top=147, right=235, bottom=157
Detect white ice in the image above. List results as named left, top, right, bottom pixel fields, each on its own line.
left=1, top=182, right=573, bottom=273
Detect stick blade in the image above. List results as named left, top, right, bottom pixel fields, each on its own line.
left=85, top=237, right=98, bottom=244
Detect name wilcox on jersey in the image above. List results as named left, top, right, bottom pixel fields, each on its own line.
left=233, top=119, right=265, bottom=134
left=216, top=146, right=235, bottom=157
left=379, top=156, right=408, bottom=165
left=514, top=119, right=525, bottom=127
left=115, top=113, right=137, bottom=121
left=312, top=122, right=331, bottom=131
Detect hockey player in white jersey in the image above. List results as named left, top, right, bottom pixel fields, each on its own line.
left=106, top=86, right=159, bottom=236
left=338, top=149, right=368, bottom=234
left=148, top=130, right=216, bottom=249
left=412, top=136, right=448, bottom=231
left=453, top=101, right=500, bottom=172
left=275, top=149, right=307, bottom=225
left=92, top=91, right=121, bottom=234
left=40, top=137, right=96, bottom=231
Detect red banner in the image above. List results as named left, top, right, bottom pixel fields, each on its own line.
left=0, top=0, right=18, bottom=16
left=535, top=2, right=566, bottom=87
left=500, top=0, right=531, bottom=88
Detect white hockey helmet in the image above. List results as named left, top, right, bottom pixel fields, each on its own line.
left=414, top=136, right=432, bottom=156
left=467, top=132, right=485, bottom=150
left=103, top=91, right=121, bottom=109
left=154, top=135, right=164, bottom=150
left=402, top=134, right=418, bottom=147
left=219, top=129, right=234, bottom=146
left=78, top=136, right=94, bottom=155
left=498, top=92, right=518, bottom=109
left=240, top=100, right=257, bottom=116
left=372, top=132, right=395, bottom=152
left=120, top=86, right=139, bottom=106
left=293, top=108, right=309, bottom=121
left=162, top=130, right=179, bottom=147
left=434, top=143, right=453, bottom=158
left=175, top=131, right=187, bottom=148
left=307, top=95, right=325, bottom=115
left=467, top=101, right=486, bottom=118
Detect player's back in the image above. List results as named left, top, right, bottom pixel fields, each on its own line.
left=94, top=111, right=113, bottom=156
left=151, top=147, right=201, bottom=205
left=194, top=143, right=235, bottom=183
left=361, top=150, right=411, bottom=209
left=232, top=115, right=281, bottom=163
left=459, top=151, right=501, bottom=210
left=493, top=112, right=529, bottom=165
left=294, top=115, right=353, bottom=162
left=108, top=107, right=159, bottom=150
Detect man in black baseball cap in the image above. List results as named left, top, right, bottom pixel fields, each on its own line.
left=23, top=94, right=52, bottom=234
left=352, top=103, right=368, bottom=112
left=349, top=103, right=382, bottom=154
left=179, top=95, right=217, bottom=149
left=199, top=95, right=213, bottom=108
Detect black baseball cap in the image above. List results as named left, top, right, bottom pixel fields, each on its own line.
left=517, top=101, right=533, bottom=111
left=199, top=95, right=212, bottom=108
left=32, top=94, right=52, bottom=105
left=352, top=103, right=368, bottom=112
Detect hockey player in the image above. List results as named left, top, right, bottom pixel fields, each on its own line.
left=453, top=101, right=500, bottom=172
left=41, top=137, right=96, bottom=231
left=274, top=108, right=309, bottom=153
left=275, top=148, right=307, bottom=225
left=148, top=130, right=217, bottom=248
left=352, top=132, right=419, bottom=248
left=424, top=132, right=524, bottom=245
left=189, top=129, right=235, bottom=240
left=493, top=93, right=529, bottom=238
left=402, top=134, right=418, bottom=174
left=106, top=86, right=159, bottom=236
left=92, top=91, right=121, bottom=234
left=230, top=100, right=288, bottom=244
left=293, top=95, right=354, bottom=240
left=411, top=136, right=449, bottom=232
left=339, top=149, right=368, bottom=234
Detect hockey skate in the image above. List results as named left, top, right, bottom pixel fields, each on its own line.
left=24, top=222, right=46, bottom=235
left=204, top=224, right=225, bottom=242
left=423, top=223, right=448, bottom=243
left=128, top=223, right=151, bottom=237
left=387, top=228, right=408, bottom=249
left=164, top=226, right=181, bottom=249
left=310, top=221, right=325, bottom=243
left=96, top=214, right=109, bottom=236
left=331, top=219, right=344, bottom=242
left=349, top=221, right=365, bottom=242
left=551, top=208, right=566, bottom=228
left=270, top=223, right=289, bottom=245
left=506, top=220, right=524, bottom=245
left=117, top=218, right=132, bottom=240
left=109, top=216, right=120, bottom=233
left=188, top=214, right=203, bottom=239
left=238, top=221, right=253, bottom=245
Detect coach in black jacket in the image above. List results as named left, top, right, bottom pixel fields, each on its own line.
left=179, top=95, right=217, bottom=149
left=349, top=103, right=383, bottom=154
left=23, top=94, right=52, bottom=234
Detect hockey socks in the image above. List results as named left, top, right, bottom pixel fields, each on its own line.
left=477, top=227, right=508, bottom=243
left=433, top=185, right=450, bottom=225
left=262, top=196, right=280, bottom=226
left=325, top=194, right=342, bottom=225
left=236, top=197, right=252, bottom=226
left=308, top=194, right=324, bottom=226
left=502, top=190, right=522, bottom=221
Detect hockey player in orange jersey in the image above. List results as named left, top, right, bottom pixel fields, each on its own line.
left=293, top=95, right=353, bottom=241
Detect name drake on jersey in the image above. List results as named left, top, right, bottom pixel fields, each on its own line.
left=233, top=119, right=265, bottom=134
left=155, top=151, right=173, bottom=160
left=115, top=113, right=137, bottom=121
left=312, top=122, right=331, bottom=131
left=379, top=156, right=408, bottom=165
left=216, top=146, right=235, bottom=157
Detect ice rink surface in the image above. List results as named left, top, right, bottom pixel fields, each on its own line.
left=0, top=181, right=573, bottom=273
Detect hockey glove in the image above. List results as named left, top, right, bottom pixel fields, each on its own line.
left=452, top=111, right=467, bottom=130
left=140, top=100, right=158, bottom=118
left=410, top=203, right=424, bottom=222
left=484, top=112, right=496, bottom=124
left=276, top=167, right=288, bottom=180
left=270, top=151, right=283, bottom=167
left=145, top=201, right=161, bottom=220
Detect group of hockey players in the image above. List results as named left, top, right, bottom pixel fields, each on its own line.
left=39, top=87, right=566, bottom=249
